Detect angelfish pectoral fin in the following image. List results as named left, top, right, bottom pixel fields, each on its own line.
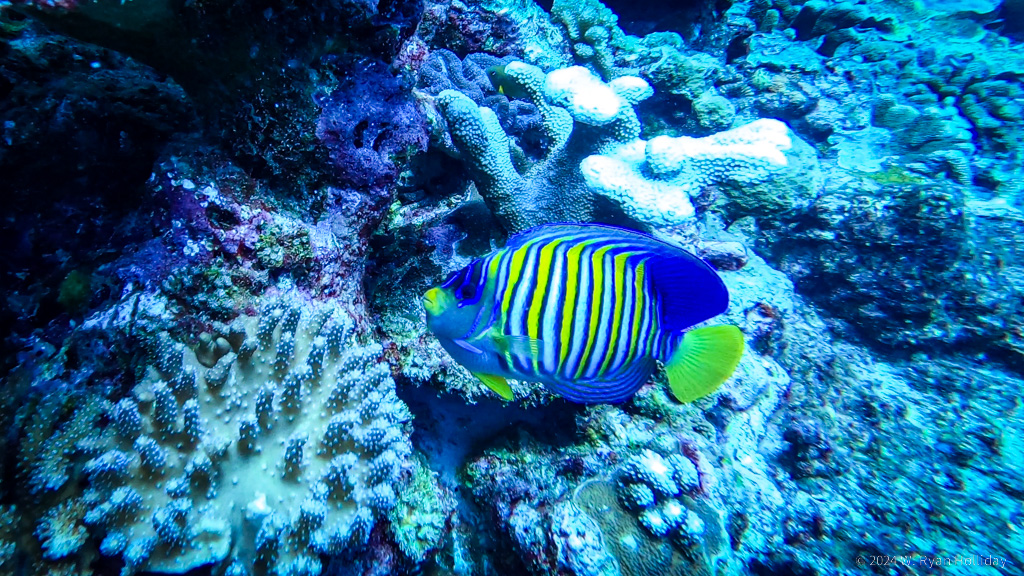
left=491, top=333, right=543, bottom=360
left=473, top=372, right=514, bottom=401
left=454, top=339, right=485, bottom=355
left=665, top=325, right=744, bottom=403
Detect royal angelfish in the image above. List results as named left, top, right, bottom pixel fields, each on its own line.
left=422, top=223, right=744, bottom=404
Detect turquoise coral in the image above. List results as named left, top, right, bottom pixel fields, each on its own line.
left=871, top=94, right=976, bottom=184
left=550, top=0, right=638, bottom=80
left=639, top=40, right=724, bottom=102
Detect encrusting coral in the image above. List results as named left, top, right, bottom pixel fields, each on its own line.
left=871, top=94, right=975, bottom=185
left=80, top=296, right=413, bottom=574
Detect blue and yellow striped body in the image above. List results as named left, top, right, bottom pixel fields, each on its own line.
left=424, top=223, right=740, bottom=404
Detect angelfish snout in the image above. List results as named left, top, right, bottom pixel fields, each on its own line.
left=422, top=287, right=444, bottom=315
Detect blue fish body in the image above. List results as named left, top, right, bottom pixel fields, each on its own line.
left=423, top=223, right=743, bottom=403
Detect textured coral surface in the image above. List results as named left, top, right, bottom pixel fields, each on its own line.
left=91, top=298, right=412, bottom=573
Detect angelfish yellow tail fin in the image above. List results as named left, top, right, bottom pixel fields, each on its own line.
left=473, top=372, right=513, bottom=401
left=665, top=325, right=744, bottom=403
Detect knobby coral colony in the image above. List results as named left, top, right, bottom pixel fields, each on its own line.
left=88, top=300, right=412, bottom=573
left=2, top=0, right=1023, bottom=573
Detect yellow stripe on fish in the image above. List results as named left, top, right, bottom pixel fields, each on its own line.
left=559, top=242, right=587, bottom=372
left=600, top=250, right=633, bottom=375
left=528, top=239, right=564, bottom=371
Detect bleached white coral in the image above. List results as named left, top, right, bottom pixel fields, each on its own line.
left=647, top=119, right=791, bottom=172
left=542, top=65, right=649, bottom=142
left=581, top=139, right=698, bottom=226
left=544, top=66, right=625, bottom=126
left=581, top=119, right=795, bottom=227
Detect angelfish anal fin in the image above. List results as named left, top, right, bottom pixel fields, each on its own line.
left=473, top=372, right=513, bottom=401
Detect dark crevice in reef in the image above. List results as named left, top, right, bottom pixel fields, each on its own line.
left=396, top=383, right=583, bottom=486
left=396, top=382, right=584, bottom=574
left=0, top=25, right=197, bottom=372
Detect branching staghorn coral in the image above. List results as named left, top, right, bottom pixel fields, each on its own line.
left=82, top=297, right=413, bottom=574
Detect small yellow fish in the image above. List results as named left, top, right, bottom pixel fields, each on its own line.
left=486, top=64, right=531, bottom=100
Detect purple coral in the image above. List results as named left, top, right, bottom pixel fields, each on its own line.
left=417, top=50, right=545, bottom=147
left=417, top=50, right=507, bottom=103
left=316, top=59, right=429, bottom=195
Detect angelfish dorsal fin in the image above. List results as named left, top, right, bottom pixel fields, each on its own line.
left=473, top=372, right=513, bottom=401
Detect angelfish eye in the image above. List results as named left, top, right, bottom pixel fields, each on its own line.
left=455, top=260, right=485, bottom=305
left=455, top=284, right=475, bottom=301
